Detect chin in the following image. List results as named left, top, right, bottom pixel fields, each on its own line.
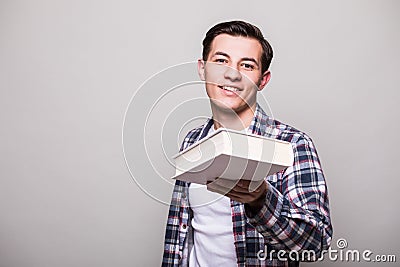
left=211, top=100, right=246, bottom=113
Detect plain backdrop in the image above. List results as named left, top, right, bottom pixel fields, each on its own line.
left=0, top=0, right=399, bottom=266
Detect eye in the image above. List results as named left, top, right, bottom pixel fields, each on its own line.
left=214, top=58, right=228, bottom=64
left=241, top=63, right=255, bottom=70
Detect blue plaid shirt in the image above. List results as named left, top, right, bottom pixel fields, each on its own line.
left=162, top=104, right=332, bottom=267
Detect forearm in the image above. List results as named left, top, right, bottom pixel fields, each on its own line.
left=245, top=180, right=332, bottom=256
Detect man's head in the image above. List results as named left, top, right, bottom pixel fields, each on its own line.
left=202, top=20, right=273, bottom=74
left=197, top=21, right=273, bottom=122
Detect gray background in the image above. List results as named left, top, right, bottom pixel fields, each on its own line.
left=0, top=0, right=399, bottom=266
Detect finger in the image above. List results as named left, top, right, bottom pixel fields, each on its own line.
left=209, top=178, right=239, bottom=191
left=225, top=189, right=247, bottom=200
left=207, top=180, right=249, bottom=198
left=249, top=179, right=264, bottom=192
left=228, top=179, right=259, bottom=193
left=207, top=182, right=232, bottom=196
left=211, top=178, right=251, bottom=194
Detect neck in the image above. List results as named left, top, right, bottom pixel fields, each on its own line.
left=211, top=104, right=256, bottom=131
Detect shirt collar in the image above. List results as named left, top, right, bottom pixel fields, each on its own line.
left=198, top=103, right=275, bottom=141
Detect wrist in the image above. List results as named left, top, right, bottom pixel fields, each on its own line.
left=246, top=183, right=267, bottom=214
left=248, top=193, right=265, bottom=210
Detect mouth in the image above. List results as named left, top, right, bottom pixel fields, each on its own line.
left=217, top=85, right=242, bottom=93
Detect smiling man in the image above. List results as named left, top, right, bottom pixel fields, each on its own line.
left=162, top=21, right=332, bottom=267
left=199, top=33, right=270, bottom=129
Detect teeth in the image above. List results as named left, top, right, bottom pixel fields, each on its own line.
left=222, top=86, right=240, bottom=92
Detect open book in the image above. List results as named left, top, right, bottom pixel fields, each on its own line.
left=172, top=128, right=294, bottom=185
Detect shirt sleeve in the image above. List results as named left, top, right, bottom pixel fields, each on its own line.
left=245, top=133, right=333, bottom=258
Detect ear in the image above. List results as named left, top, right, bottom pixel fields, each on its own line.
left=257, top=70, right=271, bottom=91
left=197, top=59, right=205, bottom=81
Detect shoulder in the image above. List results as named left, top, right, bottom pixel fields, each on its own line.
left=254, top=104, right=315, bottom=146
left=260, top=114, right=319, bottom=157
left=268, top=119, right=323, bottom=171
left=271, top=119, right=313, bottom=144
left=179, top=122, right=208, bottom=151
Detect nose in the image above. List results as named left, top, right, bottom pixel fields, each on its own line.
left=224, top=65, right=242, bottom=82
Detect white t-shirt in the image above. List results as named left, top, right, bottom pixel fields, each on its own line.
left=188, top=126, right=237, bottom=267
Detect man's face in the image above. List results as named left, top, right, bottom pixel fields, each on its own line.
left=198, top=34, right=270, bottom=115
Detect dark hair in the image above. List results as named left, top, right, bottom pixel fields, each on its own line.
left=202, top=20, right=273, bottom=73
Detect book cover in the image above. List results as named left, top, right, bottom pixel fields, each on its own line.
left=172, top=128, right=294, bottom=185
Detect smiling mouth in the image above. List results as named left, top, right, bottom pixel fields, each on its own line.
left=218, top=85, right=242, bottom=92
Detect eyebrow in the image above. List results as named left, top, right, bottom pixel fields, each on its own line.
left=212, top=51, right=260, bottom=67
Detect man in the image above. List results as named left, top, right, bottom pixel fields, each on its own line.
left=162, top=20, right=332, bottom=267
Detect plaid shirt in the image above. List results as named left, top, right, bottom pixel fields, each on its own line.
left=162, top=104, right=332, bottom=267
